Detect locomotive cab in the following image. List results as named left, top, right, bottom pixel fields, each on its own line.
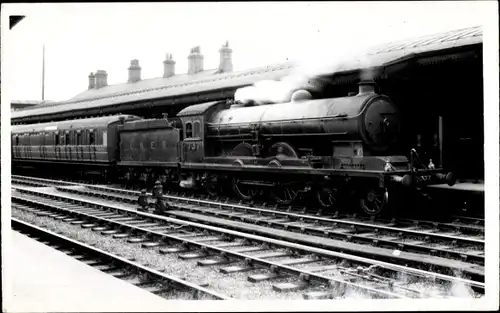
left=176, top=100, right=230, bottom=191
left=177, top=100, right=230, bottom=164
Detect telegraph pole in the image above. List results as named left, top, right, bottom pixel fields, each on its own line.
left=42, top=45, right=45, bottom=100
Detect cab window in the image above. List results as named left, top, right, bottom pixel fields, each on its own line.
left=186, top=122, right=193, bottom=138
left=193, top=121, right=201, bottom=138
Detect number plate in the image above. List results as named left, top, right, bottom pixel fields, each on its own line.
left=416, top=175, right=432, bottom=183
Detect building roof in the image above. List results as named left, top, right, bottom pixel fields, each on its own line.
left=11, top=25, right=482, bottom=122
left=326, top=25, right=482, bottom=75
left=177, top=101, right=223, bottom=117
left=69, top=68, right=222, bottom=102
left=11, top=114, right=139, bottom=133
left=11, top=62, right=294, bottom=120
left=11, top=100, right=57, bottom=110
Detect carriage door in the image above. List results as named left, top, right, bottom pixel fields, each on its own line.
left=64, top=131, right=71, bottom=160
left=76, top=130, right=84, bottom=160
left=55, top=132, right=61, bottom=159
left=89, top=130, right=96, bottom=161
left=182, top=120, right=204, bottom=163
left=41, top=132, right=46, bottom=159
left=14, top=135, right=19, bottom=157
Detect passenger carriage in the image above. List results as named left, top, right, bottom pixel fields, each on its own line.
left=11, top=115, right=139, bottom=178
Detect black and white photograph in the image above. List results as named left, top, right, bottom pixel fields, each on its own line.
left=1, top=1, right=498, bottom=311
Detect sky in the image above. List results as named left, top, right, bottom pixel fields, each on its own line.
left=3, top=2, right=491, bottom=101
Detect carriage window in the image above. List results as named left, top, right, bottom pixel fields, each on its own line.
left=65, top=133, right=70, bottom=145
left=45, top=133, right=52, bottom=145
left=55, top=134, right=60, bottom=145
left=15, top=136, right=19, bottom=146
left=76, top=132, right=82, bottom=145
left=102, top=131, right=108, bottom=146
left=193, top=121, right=201, bottom=138
left=89, top=131, right=95, bottom=145
left=186, top=122, right=193, bottom=138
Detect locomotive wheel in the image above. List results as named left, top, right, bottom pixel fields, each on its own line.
left=232, top=179, right=262, bottom=200
left=232, top=142, right=254, bottom=156
left=359, top=188, right=388, bottom=216
left=268, top=142, right=299, bottom=159
left=203, top=174, right=220, bottom=197
left=266, top=158, right=299, bottom=205
left=315, top=187, right=339, bottom=209
left=270, top=185, right=299, bottom=205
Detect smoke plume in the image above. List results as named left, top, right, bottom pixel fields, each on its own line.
left=234, top=42, right=378, bottom=105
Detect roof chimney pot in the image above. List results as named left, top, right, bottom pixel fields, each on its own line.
left=163, top=53, right=176, bottom=78
left=187, top=46, right=204, bottom=74
left=128, top=59, right=142, bottom=83
left=218, top=40, right=233, bottom=73
left=94, top=70, right=108, bottom=89
left=88, top=72, right=95, bottom=89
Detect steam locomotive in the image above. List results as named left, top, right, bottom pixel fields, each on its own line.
left=11, top=81, right=455, bottom=216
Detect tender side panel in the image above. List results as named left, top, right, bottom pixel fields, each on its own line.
left=119, top=127, right=180, bottom=166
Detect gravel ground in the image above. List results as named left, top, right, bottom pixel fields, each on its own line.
left=12, top=188, right=482, bottom=299
left=12, top=207, right=480, bottom=299
left=13, top=208, right=337, bottom=300
left=45, top=190, right=484, bottom=257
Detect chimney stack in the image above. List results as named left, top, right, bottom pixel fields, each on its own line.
left=357, top=80, right=377, bottom=95
left=94, top=70, right=108, bottom=89
left=187, top=46, right=204, bottom=74
left=88, top=72, right=96, bottom=89
left=163, top=53, right=175, bottom=78
left=218, top=41, right=233, bottom=73
left=128, top=59, right=141, bottom=83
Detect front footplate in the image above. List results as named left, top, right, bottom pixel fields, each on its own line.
left=389, top=169, right=456, bottom=187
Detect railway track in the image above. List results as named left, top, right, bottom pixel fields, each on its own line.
left=13, top=174, right=483, bottom=219
left=13, top=176, right=484, bottom=265
left=12, top=174, right=486, bottom=221
left=11, top=186, right=483, bottom=299
left=11, top=218, right=228, bottom=300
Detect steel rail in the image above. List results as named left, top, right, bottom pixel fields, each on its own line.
left=45, top=182, right=484, bottom=264
left=12, top=186, right=485, bottom=295
left=11, top=217, right=230, bottom=300
left=11, top=192, right=408, bottom=299
left=11, top=175, right=486, bottom=234
left=45, top=178, right=485, bottom=242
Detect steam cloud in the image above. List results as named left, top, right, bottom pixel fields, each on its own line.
left=234, top=43, right=379, bottom=105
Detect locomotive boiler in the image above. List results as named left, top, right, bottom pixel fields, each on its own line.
left=207, top=81, right=401, bottom=161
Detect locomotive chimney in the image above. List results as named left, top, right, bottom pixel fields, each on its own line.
left=357, top=80, right=377, bottom=95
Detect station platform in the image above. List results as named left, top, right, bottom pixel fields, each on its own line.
left=427, top=181, right=484, bottom=194
left=4, top=231, right=171, bottom=312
